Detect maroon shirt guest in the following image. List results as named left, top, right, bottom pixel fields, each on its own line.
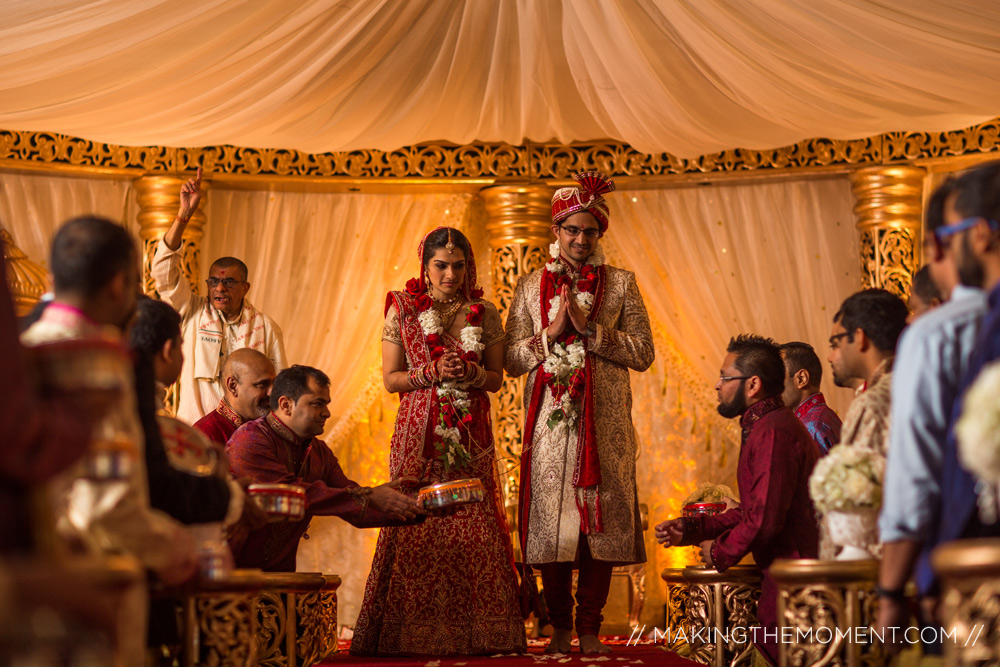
left=656, top=334, right=821, bottom=666
left=226, top=364, right=424, bottom=571
left=194, top=348, right=275, bottom=445
left=779, top=342, right=842, bottom=454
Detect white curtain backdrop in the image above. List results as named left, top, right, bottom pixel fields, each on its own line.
left=2, top=0, right=999, bottom=156
left=0, top=171, right=136, bottom=267
left=607, top=178, right=862, bottom=417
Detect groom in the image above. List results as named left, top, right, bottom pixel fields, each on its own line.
left=505, top=172, right=655, bottom=654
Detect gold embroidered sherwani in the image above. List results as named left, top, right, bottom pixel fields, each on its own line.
left=839, top=357, right=893, bottom=456
left=505, top=264, right=654, bottom=565
left=819, top=357, right=893, bottom=559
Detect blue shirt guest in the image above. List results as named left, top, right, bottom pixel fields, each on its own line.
left=874, top=164, right=996, bottom=657
left=779, top=342, right=841, bottom=454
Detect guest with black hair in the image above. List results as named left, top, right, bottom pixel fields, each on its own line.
left=828, top=288, right=909, bottom=457
left=656, top=334, right=821, bottom=666
left=779, top=341, right=841, bottom=454
left=225, top=365, right=424, bottom=571
left=907, top=264, right=943, bottom=323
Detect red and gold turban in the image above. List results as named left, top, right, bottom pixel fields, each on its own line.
left=550, top=171, right=616, bottom=233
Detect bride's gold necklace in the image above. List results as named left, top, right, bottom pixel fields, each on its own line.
left=431, top=291, right=463, bottom=326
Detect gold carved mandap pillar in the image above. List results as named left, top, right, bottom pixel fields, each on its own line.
left=849, top=165, right=925, bottom=298
left=481, top=184, right=555, bottom=510
left=134, top=174, right=209, bottom=296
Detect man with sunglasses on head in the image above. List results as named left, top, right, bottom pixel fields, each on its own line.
left=884, top=161, right=1000, bottom=652
left=152, top=168, right=287, bottom=424
left=873, top=175, right=988, bottom=657
left=655, top=334, right=820, bottom=666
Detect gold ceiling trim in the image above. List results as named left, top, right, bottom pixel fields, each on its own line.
left=1, top=118, right=998, bottom=181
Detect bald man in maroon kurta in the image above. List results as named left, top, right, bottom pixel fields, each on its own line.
left=194, top=400, right=245, bottom=446
left=660, top=395, right=820, bottom=664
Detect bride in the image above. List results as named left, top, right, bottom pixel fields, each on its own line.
left=350, top=227, right=526, bottom=656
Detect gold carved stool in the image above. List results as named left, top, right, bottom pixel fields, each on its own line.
left=771, top=559, right=881, bottom=667
left=179, top=569, right=267, bottom=667
left=317, top=574, right=342, bottom=660
left=661, top=565, right=762, bottom=666
left=255, top=571, right=327, bottom=667
left=934, top=538, right=1000, bottom=666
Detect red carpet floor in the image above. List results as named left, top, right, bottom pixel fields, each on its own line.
left=319, top=639, right=697, bottom=666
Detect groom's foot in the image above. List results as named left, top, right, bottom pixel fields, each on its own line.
left=579, top=634, right=611, bottom=654
left=544, top=628, right=573, bottom=654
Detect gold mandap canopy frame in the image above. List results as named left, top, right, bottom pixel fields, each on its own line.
left=3, top=120, right=1000, bottom=501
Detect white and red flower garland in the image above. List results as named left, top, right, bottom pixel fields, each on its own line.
left=405, top=278, right=486, bottom=472
left=542, top=241, right=603, bottom=441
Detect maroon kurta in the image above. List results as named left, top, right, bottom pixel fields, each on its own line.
left=193, top=400, right=244, bottom=446
left=226, top=412, right=400, bottom=571
left=685, top=395, right=821, bottom=665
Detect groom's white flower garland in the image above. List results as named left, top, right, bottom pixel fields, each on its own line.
left=542, top=241, right=604, bottom=441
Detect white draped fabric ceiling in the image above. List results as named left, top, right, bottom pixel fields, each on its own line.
left=2, top=0, right=1000, bottom=155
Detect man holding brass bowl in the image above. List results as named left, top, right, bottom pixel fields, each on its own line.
left=226, top=365, right=423, bottom=571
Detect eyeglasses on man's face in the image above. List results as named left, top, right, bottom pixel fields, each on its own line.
left=206, top=277, right=246, bottom=290
left=828, top=332, right=850, bottom=349
left=933, top=216, right=1000, bottom=246
left=718, top=374, right=750, bottom=383
left=560, top=225, right=601, bottom=240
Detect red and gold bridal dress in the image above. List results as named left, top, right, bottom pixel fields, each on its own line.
left=350, top=289, right=526, bottom=656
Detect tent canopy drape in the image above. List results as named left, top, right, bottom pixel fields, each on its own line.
left=2, top=0, right=999, bottom=156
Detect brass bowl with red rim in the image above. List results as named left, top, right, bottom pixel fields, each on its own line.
left=682, top=502, right=727, bottom=517
left=417, top=478, right=485, bottom=511
left=248, top=483, right=307, bottom=522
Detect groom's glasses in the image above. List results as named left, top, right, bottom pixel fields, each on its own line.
left=560, top=225, right=601, bottom=240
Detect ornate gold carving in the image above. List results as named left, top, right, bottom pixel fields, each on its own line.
left=933, top=539, right=1000, bottom=665
left=661, top=565, right=762, bottom=667
left=318, top=575, right=341, bottom=660
left=772, top=559, right=882, bottom=667
left=0, top=130, right=174, bottom=172
left=3, top=118, right=998, bottom=181
left=295, top=591, right=323, bottom=666
left=850, top=166, right=925, bottom=298
left=254, top=591, right=287, bottom=667
left=481, top=185, right=554, bottom=506
left=177, top=571, right=267, bottom=667
left=1, top=227, right=47, bottom=316
left=193, top=595, right=256, bottom=667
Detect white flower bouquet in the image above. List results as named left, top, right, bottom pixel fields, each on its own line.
left=956, top=360, right=1000, bottom=522
left=809, top=444, right=884, bottom=514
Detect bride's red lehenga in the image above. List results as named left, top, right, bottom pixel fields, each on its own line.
left=350, top=230, right=526, bottom=656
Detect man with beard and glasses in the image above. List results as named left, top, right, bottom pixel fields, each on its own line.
left=655, top=334, right=820, bottom=666
left=827, top=289, right=908, bottom=459
left=874, top=175, right=988, bottom=658
left=194, top=348, right=276, bottom=445
left=917, top=161, right=1000, bottom=625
